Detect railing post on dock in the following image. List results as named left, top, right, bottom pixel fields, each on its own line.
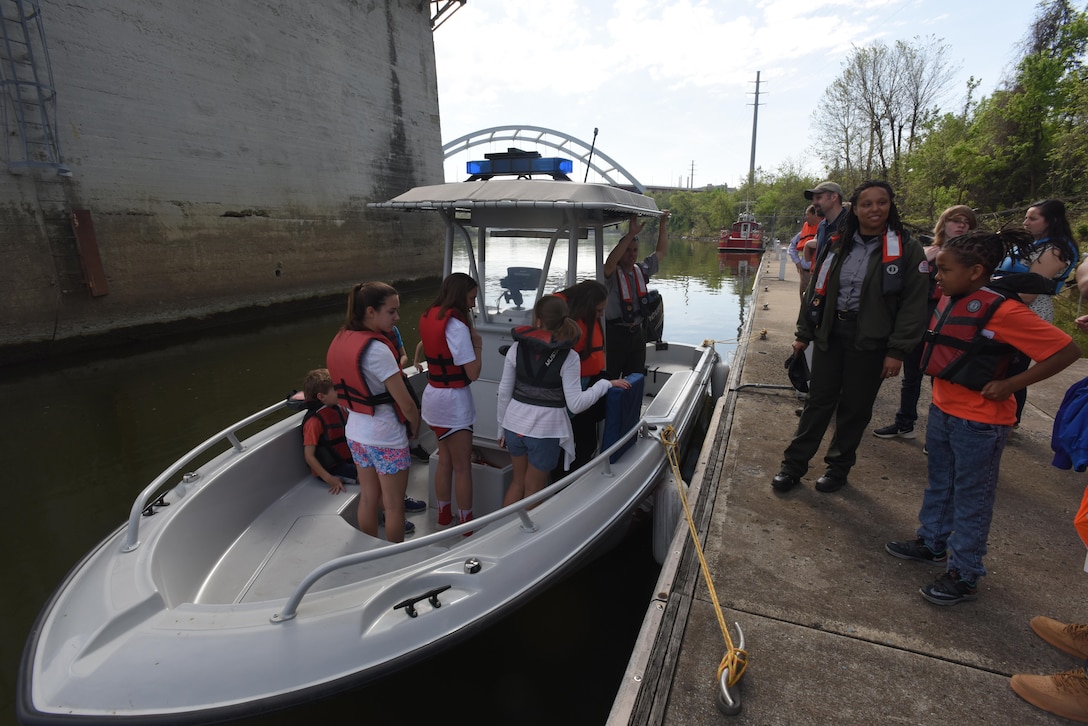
left=778, top=241, right=788, bottom=280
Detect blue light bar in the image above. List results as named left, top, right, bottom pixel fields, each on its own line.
left=466, top=157, right=573, bottom=176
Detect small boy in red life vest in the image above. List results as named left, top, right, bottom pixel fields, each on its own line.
left=301, top=368, right=355, bottom=494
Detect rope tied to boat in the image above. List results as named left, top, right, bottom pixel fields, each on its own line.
left=660, top=424, right=747, bottom=715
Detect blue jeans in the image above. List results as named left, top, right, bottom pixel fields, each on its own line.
left=917, top=404, right=1010, bottom=582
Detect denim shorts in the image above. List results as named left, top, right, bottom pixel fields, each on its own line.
left=503, top=428, right=561, bottom=472
left=348, top=441, right=410, bottom=475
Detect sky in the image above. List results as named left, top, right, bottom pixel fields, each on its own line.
left=432, top=0, right=1036, bottom=190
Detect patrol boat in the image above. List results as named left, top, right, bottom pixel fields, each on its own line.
left=17, top=154, right=728, bottom=724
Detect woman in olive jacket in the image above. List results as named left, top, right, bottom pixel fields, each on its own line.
left=773, top=180, right=930, bottom=494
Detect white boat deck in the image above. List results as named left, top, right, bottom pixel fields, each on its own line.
left=193, top=448, right=452, bottom=606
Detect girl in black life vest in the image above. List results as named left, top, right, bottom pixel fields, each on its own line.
left=497, top=295, right=630, bottom=506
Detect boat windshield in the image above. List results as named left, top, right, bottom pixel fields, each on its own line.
left=452, top=224, right=622, bottom=319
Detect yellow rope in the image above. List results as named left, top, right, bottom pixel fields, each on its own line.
left=660, top=425, right=748, bottom=687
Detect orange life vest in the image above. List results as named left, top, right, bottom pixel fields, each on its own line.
left=920, top=287, right=1016, bottom=390
left=302, top=403, right=351, bottom=473
left=325, top=329, right=407, bottom=420
left=795, top=220, right=819, bottom=255
left=419, top=306, right=472, bottom=388
left=553, top=291, right=605, bottom=378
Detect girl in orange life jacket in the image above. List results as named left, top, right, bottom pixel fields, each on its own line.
left=419, top=272, right=483, bottom=529
left=326, top=282, right=421, bottom=544
left=497, top=295, right=631, bottom=507
left=554, top=280, right=609, bottom=473
left=885, top=229, right=1080, bottom=605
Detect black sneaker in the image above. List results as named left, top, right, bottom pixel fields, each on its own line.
left=403, top=496, right=427, bottom=513
left=410, top=445, right=431, bottom=462
left=885, top=538, right=947, bottom=565
left=873, top=423, right=916, bottom=439
left=920, top=569, right=977, bottom=605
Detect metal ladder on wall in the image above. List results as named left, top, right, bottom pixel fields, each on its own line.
left=0, top=0, right=68, bottom=175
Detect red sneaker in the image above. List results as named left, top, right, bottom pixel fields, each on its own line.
left=436, top=504, right=452, bottom=526
left=460, top=511, right=473, bottom=537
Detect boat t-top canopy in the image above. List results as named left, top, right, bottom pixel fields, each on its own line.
left=369, top=178, right=662, bottom=320
left=369, top=179, right=661, bottom=224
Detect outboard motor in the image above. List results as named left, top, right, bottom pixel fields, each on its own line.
left=499, top=266, right=542, bottom=309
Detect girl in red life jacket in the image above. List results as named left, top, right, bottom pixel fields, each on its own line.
left=497, top=295, right=630, bottom=507
left=886, top=229, right=1079, bottom=605
left=326, top=282, right=421, bottom=544
left=419, top=272, right=483, bottom=529
left=555, top=280, right=609, bottom=473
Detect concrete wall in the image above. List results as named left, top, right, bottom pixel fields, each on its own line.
left=0, top=0, right=444, bottom=357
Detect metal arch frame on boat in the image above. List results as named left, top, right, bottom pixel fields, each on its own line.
left=442, top=125, right=647, bottom=193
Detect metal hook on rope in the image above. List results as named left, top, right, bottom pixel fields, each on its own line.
left=716, top=621, right=745, bottom=716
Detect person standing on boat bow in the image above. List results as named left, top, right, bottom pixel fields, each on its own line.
left=772, top=181, right=929, bottom=494
left=604, top=209, right=670, bottom=377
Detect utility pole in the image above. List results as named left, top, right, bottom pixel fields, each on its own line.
left=748, top=71, right=763, bottom=190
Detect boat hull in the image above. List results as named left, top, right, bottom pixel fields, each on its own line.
left=18, top=345, right=721, bottom=724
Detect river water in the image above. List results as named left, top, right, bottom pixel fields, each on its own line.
left=1, top=239, right=756, bottom=724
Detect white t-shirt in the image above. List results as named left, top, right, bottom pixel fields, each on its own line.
left=421, top=317, right=478, bottom=429
left=345, top=342, right=408, bottom=448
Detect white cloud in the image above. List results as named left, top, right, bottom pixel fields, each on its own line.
left=434, top=0, right=1028, bottom=188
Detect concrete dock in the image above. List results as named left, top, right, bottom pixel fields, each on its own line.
left=612, top=244, right=1088, bottom=725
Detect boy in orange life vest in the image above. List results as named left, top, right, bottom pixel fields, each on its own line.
left=301, top=368, right=355, bottom=494
left=301, top=368, right=428, bottom=513
left=885, top=229, right=1080, bottom=605
left=604, top=209, right=670, bottom=377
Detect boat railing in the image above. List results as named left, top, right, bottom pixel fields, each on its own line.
left=121, top=400, right=291, bottom=553
left=271, top=418, right=653, bottom=624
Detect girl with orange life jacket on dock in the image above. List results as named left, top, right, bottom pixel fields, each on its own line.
left=553, top=280, right=609, bottom=474
left=498, top=295, right=630, bottom=506
left=326, top=282, right=421, bottom=543
left=419, top=272, right=483, bottom=530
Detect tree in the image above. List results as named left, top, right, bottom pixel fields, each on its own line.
left=810, top=36, right=957, bottom=188
left=957, top=0, right=1087, bottom=205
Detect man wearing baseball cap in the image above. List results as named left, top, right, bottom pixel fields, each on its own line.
left=804, top=181, right=846, bottom=262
